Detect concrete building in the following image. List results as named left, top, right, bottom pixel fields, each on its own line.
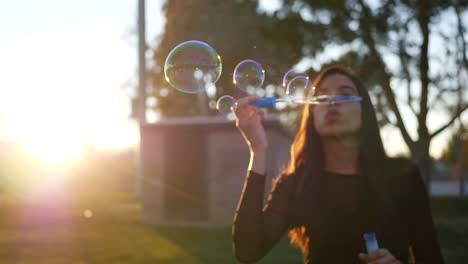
left=139, top=116, right=293, bottom=227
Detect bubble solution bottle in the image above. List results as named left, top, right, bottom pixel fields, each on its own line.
left=363, top=233, right=379, bottom=254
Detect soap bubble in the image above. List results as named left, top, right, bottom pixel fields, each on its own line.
left=286, top=75, right=311, bottom=96
left=233, top=60, right=265, bottom=92
left=282, top=69, right=307, bottom=89
left=83, top=209, right=93, bottom=219
left=216, top=95, right=237, bottom=115
left=164, top=40, right=222, bottom=94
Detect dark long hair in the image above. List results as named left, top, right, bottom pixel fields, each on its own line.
left=282, top=65, right=392, bottom=256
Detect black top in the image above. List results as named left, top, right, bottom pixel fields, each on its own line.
left=232, top=158, right=445, bottom=263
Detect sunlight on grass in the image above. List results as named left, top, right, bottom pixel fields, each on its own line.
left=1, top=197, right=465, bottom=263
left=0, top=149, right=465, bottom=264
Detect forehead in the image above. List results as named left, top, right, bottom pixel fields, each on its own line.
left=317, top=73, right=357, bottom=91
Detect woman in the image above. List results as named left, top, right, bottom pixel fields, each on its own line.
left=231, top=65, right=444, bottom=263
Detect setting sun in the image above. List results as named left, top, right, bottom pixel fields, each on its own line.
left=21, top=135, right=84, bottom=164
left=0, top=18, right=139, bottom=164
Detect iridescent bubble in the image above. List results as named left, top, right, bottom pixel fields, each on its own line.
left=164, top=40, right=222, bottom=94
left=286, top=75, right=311, bottom=96
left=216, top=95, right=237, bottom=115
left=282, top=69, right=307, bottom=88
left=233, top=60, right=265, bottom=92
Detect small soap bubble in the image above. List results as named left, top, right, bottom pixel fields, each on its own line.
left=159, top=88, right=169, bottom=97
left=216, top=95, right=237, bottom=115
left=209, top=100, right=217, bottom=109
left=233, top=60, right=265, bottom=92
left=83, top=209, right=93, bottom=219
left=282, top=69, right=307, bottom=88
left=286, top=75, right=311, bottom=96
left=164, top=40, right=222, bottom=94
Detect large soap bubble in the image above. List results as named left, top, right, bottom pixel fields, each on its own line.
left=164, top=40, right=222, bottom=94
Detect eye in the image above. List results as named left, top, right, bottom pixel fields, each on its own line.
left=314, top=89, right=325, bottom=95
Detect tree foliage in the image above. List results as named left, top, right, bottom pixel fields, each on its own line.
left=275, top=0, right=468, bottom=184
left=441, top=128, right=468, bottom=167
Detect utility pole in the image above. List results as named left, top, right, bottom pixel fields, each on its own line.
left=138, top=0, right=147, bottom=124
left=135, top=0, right=147, bottom=198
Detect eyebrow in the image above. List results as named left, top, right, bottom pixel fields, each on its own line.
left=316, top=85, right=357, bottom=92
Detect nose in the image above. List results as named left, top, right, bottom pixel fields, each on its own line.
left=322, top=95, right=342, bottom=105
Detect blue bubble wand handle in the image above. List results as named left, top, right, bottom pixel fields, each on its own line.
left=249, top=96, right=278, bottom=108
left=249, top=95, right=363, bottom=108
left=363, top=233, right=379, bottom=254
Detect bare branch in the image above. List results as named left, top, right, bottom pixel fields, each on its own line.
left=406, top=80, right=417, bottom=116
left=455, top=5, right=468, bottom=71
left=416, top=5, right=431, bottom=135
left=431, top=104, right=468, bottom=139
left=357, top=0, right=415, bottom=147
left=375, top=90, right=399, bottom=128
left=430, top=87, right=459, bottom=107
left=398, top=42, right=417, bottom=115
left=384, top=114, right=398, bottom=128
left=397, top=21, right=417, bottom=116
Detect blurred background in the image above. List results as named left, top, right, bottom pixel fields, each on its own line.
left=0, top=0, right=466, bottom=263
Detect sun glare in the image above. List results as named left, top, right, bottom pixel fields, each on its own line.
left=0, top=20, right=139, bottom=164
left=21, top=135, right=84, bottom=164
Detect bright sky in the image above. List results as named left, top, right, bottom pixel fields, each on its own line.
left=0, top=0, right=463, bottom=164
left=0, top=0, right=164, bottom=163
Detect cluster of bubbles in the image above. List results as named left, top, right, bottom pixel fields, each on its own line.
left=163, top=40, right=314, bottom=115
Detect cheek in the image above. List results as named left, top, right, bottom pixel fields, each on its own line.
left=312, top=107, right=325, bottom=127
left=347, top=104, right=362, bottom=127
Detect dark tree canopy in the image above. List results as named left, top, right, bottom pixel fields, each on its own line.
left=274, top=0, right=468, bottom=184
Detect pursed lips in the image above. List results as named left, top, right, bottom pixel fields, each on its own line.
left=325, top=109, right=339, bottom=121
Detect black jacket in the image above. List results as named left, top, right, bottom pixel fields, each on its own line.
left=232, top=158, right=445, bottom=263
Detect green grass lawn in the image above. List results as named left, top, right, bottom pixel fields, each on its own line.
left=0, top=195, right=466, bottom=263
left=431, top=197, right=468, bottom=263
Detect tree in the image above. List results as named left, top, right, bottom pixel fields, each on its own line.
left=441, top=126, right=468, bottom=197
left=275, top=0, right=468, bottom=187
left=441, top=127, right=468, bottom=167
left=149, top=0, right=303, bottom=118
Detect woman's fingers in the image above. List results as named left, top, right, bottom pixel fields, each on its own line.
left=233, top=97, right=268, bottom=151
left=235, top=96, right=262, bottom=120
left=235, top=96, right=259, bottom=116
left=358, top=249, right=399, bottom=264
left=259, top=110, right=265, bottom=121
left=248, top=107, right=257, bottom=118
left=236, top=96, right=260, bottom=109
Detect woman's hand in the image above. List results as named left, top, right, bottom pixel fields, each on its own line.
left=234, top=96, right=268, bottom=153
left=358, top=249, right=401, bottom=264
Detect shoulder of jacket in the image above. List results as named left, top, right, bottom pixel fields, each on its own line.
left=385, top=157, right=419, bottom=184
left=270, top=170, right=302, bottom=193
left=386, top=157, right=416, bottom=169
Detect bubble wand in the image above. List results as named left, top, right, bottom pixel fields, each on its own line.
left=249, top=95, right=363, bottom=108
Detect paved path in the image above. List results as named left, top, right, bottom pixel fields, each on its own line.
left=430, top=182, right=468, bottom=197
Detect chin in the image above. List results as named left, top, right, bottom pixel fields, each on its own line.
left=318, top=127, right=360, bottom=139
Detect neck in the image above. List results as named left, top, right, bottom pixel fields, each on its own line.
left=322, top=135, right=360, bottom=175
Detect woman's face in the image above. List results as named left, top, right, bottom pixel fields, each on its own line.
left=312, top=73, right=362, bottom=139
